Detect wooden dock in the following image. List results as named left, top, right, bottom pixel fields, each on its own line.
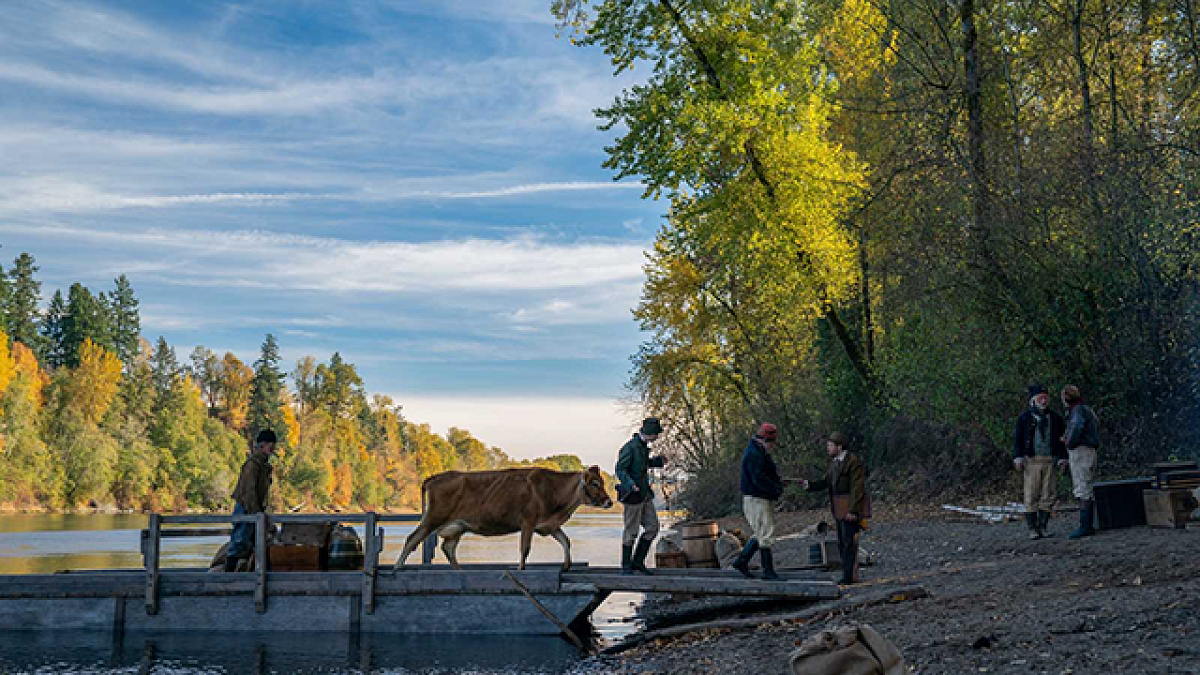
left=0, top=512, right=839, bottom=636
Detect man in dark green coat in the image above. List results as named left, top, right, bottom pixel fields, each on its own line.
left=615, top=417, right=665, bottom=575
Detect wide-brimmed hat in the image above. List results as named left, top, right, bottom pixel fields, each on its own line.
left=640, top=417, right=663, bottom=435
left=828, top=431, right=849, bottom=448
left=255, top=429, right=277, bottom=444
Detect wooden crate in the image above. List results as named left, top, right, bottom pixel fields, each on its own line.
left=268, top=544, right=322, bottom=571
left=655, top=551, right=687, bottom=569
left=1143, top=489, right=1199, bottom=529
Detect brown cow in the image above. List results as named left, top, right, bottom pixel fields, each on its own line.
left=393, top=465, right=613, bottom=571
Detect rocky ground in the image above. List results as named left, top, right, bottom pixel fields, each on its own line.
left=569, top=506, right=1200, bottom=674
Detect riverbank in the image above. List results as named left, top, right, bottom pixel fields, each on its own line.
left=571, top=506, right=1200, bottom=674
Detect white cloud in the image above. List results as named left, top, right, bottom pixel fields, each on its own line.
left=2, top=222, right=647, bottom=296
left=398, top=395, right=643, bottom=469
left=0, top=176, right=641, bottom=214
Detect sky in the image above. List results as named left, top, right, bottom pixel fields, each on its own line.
left=0, top=0, right=666, bottom=468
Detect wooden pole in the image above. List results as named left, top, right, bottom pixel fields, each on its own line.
left=503, top=571, right=587, bottom=653
left=144, top=514, right=160, bottom=615
left=363, top=511, right=378, bottom=615
left=254, top=512, right=268, bottom=613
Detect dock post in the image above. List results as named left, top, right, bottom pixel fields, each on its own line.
left=363, top=511, right=378, bottom=615
left=422, top=532, right=437, bottom=565
left=144, top=513, right=161, bottom=615
left=254, top=512, right=268, bottom=613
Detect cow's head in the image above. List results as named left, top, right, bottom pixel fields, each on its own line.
left=580, top=465, right=613, bottom=508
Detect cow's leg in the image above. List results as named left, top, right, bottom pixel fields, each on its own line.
left=518, top=525, right=534, bottom=571
left=438, top=520, right=470, bottom=570
left=550, top=528, right=572, bottom=572
left=394, top=518, right=437, bottom=572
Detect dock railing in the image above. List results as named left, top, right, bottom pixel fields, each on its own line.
left=141, top=512, right=435, bottom=616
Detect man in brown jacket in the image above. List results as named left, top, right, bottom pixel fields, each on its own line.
left=225, top=429, right=276, bottom=572
left=802, top=432, right=867, bottom=586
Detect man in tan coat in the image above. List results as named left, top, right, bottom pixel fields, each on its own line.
left=225, top=429, right=276, bottom=572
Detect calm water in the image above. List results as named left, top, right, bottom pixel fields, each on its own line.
left=0, top=512, right=647, bottom=674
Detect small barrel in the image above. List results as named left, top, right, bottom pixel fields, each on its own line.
left=680, top=520, right=720, bottom=568
left=327, top=527, right=364, bottom=571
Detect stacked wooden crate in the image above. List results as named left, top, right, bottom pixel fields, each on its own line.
left=1143, top=461, right=1200, bottom=529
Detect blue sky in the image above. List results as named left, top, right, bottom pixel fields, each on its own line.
left=0, top=0, right=665, bottom=467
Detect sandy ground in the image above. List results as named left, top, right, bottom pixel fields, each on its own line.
left=569, top=506, right=1200, bottom=674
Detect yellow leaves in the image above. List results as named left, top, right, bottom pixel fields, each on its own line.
left=819, top=0, right=895, bottom=86
left=11, top=340, right=47, bottom=411
left=0, top=332, right=14, bottom=399
left=67, top=339, right=123, bottom=425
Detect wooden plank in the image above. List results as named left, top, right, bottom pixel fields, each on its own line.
left=503, top=570, right=587, bottom=653
left=159, top=527, right=232, bottom=537
left=561, top=572, right=839, bottom=599
left=569, top=566, right=827, bottom=581
left=254, top=512, right=268, bottom=613
left=144, top=513, right=161, bottom=615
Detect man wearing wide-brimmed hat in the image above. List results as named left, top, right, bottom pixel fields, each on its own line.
left=802, top=431, right=868, bottom=585
left=615, top=417, right=666, bottom=575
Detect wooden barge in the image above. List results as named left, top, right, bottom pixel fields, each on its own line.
left=0, top=513, right=839, bottom=637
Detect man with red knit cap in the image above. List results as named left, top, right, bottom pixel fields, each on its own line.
left=732, top=423, right=786, bottom=580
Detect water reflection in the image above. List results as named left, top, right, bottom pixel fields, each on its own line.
left=0, top=631, right=583, bottom=674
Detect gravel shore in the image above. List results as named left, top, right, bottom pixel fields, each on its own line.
left=569, top=506, right=1200, bottom=674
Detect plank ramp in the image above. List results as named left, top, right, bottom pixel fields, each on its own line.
left=563, top=567, right=840, bottom=599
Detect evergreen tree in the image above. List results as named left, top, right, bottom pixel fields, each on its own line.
left=247, top=333, right=288, bottom=446
left=61, top=283, right=113, bottom=367
left=149, top=336, right=180, bottom=407
left=110, top=275, right=140, bottom=366
left=6, top=253, right=42, bottom=350
left=40, top=290, right=67, bottom=368
left=0, top=261, right=10, bottom=337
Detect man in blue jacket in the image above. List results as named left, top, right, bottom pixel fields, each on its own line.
left=615, top=417, right=666, bottom=575
left=732, top=423, right=786, bottom=580
left=1061, top=385, right=1101, bottom=539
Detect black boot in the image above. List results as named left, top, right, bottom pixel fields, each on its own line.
left=1025, top=512, right=1041, bottom=539
left=1037, top=510, right=1052, bottom=537
left=631, top=537, right=654, bottom=576
left=731, top=539, right=759, bottom=578
left=759, top=547, right=780, bottom=581
left=620, top=544, right=634, bottom=575
left=1069, top=500, right=1095, bottom=539
left=224, top=555, right=241, bottom=573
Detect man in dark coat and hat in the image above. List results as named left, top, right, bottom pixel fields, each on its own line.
left=615, top=417, right=665, bottom=575
left=1013, top=384, right=1067, bottom=539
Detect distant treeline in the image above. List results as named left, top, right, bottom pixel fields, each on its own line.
left=556, top=0, right=1200, bottom=515
left=0, top=253, right=590, bottom=512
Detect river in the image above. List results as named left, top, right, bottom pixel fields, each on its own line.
left=0, top=512, right=645, bottom=674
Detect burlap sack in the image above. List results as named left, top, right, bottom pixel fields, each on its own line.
left=714, top=531, right=743, bottom=568
left=790, top=624, right=907, bottom=675
left=655, top=529, right=684, bottom=554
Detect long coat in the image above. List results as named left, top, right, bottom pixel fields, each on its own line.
left=807, top=453, right=867, bottom=518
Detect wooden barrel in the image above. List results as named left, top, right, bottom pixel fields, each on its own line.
left=680, top=520, right=719, bottom=568
left=327, top=527, right=364, bottom=570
